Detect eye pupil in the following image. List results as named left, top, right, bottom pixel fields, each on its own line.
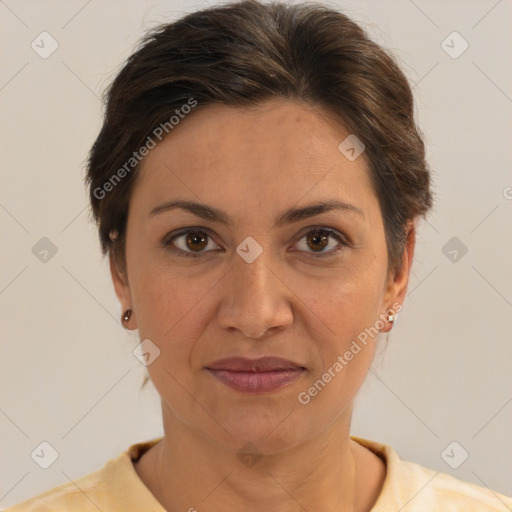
left=307, top=231, right=329, bottom=252
left=186, top=231, right=208, bottom=251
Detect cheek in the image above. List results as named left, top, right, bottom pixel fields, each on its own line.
left=291, top=257, right=385, bottom=398
left=302, top=284, right=381, bottom=360
left=297, top=253, right=385, bottom=340
left=294, top=296, right=380, bottom=415
left=129, top=266, right=217, bottom=381
left=132, top=265, right=206, bottom=335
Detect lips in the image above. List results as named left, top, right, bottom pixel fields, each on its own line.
left=206, top=356, right=305, bottom=372
left=206, top=356, right=306, bottom=393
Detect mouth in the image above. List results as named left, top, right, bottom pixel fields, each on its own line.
left=206, top=356, right=305, bottom=372
left=205, top=356, right=306, bottom=393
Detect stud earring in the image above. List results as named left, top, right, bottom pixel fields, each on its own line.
left=122, top=308, right=132, bottom=327
left=386, top=309, right=395, bottom=323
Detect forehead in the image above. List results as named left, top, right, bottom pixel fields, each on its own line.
left=131, top=99, right=376, bottom=218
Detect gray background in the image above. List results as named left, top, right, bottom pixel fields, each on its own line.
left=1, top=0, right=511, bottom=508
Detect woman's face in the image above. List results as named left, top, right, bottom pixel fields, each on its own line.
left=111, top=98, right=413, bottom=453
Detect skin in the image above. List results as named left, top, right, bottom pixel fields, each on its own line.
left=110, top=98, right=415, bottom=512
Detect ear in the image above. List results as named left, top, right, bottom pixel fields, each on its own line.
left=381, top=221, right=416, bottom=331
left=109, top=251, right=134, bottom=326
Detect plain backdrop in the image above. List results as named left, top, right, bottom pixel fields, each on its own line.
left=1, top=0, right=511, bottom=508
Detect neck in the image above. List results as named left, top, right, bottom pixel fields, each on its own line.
left=145, top=401, right=361, bottom=512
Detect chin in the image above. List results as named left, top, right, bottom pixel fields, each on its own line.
left=202, top=408, right=312, bottom=455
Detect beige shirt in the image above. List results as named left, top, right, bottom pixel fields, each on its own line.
left=5, top=435, right=512, bottom=511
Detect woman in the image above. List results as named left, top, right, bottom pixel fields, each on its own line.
left=7, top=0, right=511, bottom=510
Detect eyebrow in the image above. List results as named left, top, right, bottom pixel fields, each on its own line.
left=148, top=198, right=364, bottom=226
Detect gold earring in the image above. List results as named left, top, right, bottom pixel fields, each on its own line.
left=122, top=308, right=132, bottom=327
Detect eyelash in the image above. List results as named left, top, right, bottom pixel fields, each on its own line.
left=162, top=227, right=349, bottom=259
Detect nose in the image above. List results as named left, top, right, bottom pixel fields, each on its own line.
left=216, top=244, right=293, bottom=339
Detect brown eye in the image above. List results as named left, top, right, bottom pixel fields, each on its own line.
left=185, top=231, right=209, bottom=251
left=163, top=229, right=221, bottom=258
left=306, top=231, right=329, bottom=252
left=294, top=228, right=347, bottom=258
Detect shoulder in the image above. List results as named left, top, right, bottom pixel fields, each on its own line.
left=351, top=436, right=512, bottom=511
left=3, top=465, right=112, bottom=512
left=3, top=438, right=164, bottom=512
left=394, top=458, right=512, bottom=511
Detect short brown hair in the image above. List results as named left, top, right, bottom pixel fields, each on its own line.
left=86, top=0, right=433, bottom=277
